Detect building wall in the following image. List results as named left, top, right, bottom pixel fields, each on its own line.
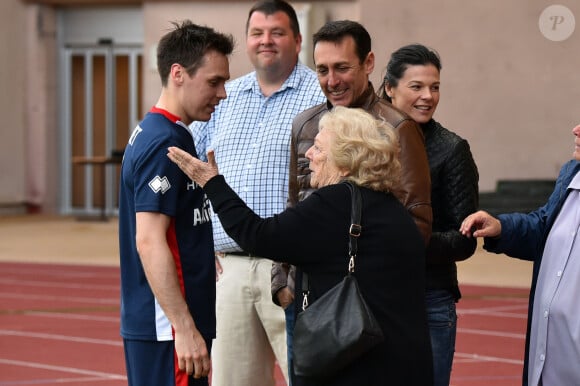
left=363, top=0, right=579, bottom=191
left=141, top=1, right=357, bottom=111
left=28, top=5, right=59, bottom=213
left=2, top=0, right=579, bottom=213
left=0, top=1, right=28, bottom=209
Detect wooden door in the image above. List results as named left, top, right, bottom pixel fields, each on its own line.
left=65, top=45, right=142, bottom=216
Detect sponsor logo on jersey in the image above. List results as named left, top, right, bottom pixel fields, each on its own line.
left=187, top=180, right=201, bottom=190
left=193, top=195, right=212, bottom=226
left=128, top=126, right=143, bottom=146
left=148, top=176, right=171, bottom=194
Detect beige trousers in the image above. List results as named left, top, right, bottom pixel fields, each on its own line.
left=211, top=254, right=288, bottom=386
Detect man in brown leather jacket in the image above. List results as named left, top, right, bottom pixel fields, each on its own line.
left=272, top=19, right=433, bottom=353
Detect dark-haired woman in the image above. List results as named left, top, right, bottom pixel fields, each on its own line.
left=380, top=44, right=479, bottom=386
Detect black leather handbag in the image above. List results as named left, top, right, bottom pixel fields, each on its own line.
left=293, top=181, right=384, bottom=378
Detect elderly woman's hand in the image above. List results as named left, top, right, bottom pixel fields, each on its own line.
left=167, top=147, right=219, bottom=187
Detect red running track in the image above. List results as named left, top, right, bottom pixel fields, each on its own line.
left=0, top=262, right=529, bottom=386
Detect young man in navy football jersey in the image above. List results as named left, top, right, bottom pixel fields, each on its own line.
left=118, top=21, right=233, bottom=386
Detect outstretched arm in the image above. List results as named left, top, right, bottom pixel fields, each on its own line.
left=167, top=147, right=218, bottom=187
left=460, top=210, right=501, bottom=238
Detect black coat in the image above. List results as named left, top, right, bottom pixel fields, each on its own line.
left=204, top=176, right=433, bottom=386
left=422, top=119, right=479, bottom=298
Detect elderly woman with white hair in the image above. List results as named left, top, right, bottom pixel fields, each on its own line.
left=167, top=106, right=433, bottom=386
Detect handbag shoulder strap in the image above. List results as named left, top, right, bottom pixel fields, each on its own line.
left=301, top=181, right=362, bottom=309
left=344, top=180, right=362, bottom=273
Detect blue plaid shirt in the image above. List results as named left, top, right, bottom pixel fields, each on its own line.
left=190, top=63, right=325, bottom=252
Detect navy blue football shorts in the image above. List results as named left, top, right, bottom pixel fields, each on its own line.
left=123, top=338, right=212, bottom=386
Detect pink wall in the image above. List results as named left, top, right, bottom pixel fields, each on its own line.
left=3, top=0, right=579, bottom=212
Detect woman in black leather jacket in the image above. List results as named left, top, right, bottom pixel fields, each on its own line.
left=379, top=44, right=479, bottom=386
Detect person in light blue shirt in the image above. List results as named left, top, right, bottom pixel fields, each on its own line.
left=189, top=2, right=324, bottom=385
left=460, top=124, right=580, bottom=386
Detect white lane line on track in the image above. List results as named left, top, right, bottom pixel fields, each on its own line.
left=460, top=310, right=528, bottom=319
left=0, top=358, right=126, bottom=380
left=460, top=303, right=529, bottom=313
left=0, top=266, right=118, bottom=279
left=457, top=327, right=526, bottom=339
left=0, top=278, right=118, bottom=291
left=0, top=376, right=120, bottom=385
left=25, top=312, right=119, bottom=323
left=458, top=303, right=529, bottom=318
left=0, top=330, right=122, bottom=346
left=0, top=293, right=117, bottom=305
left=454, top=352, right=524, bottom=365
left=464, top=296, right=529, bottom=302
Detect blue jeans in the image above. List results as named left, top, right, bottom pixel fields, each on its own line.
left=285, top=302, right=295, bottom=386
left=425, top=289, right=457, bottom=386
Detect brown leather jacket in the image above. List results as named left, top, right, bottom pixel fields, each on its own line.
left=271, top=83, right=433, bottom=303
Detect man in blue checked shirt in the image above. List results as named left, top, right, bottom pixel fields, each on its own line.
left=190, top=1, right=325, bottom=386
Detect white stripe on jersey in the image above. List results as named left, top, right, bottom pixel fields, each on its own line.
left=155, top=297, right=173, bottom=341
